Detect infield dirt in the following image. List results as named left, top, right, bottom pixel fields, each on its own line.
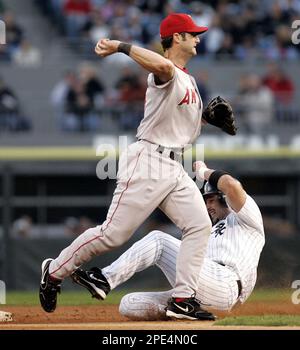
left=0, top=300, right=300, bottom=330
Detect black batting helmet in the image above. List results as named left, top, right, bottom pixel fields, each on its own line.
left=202, top=182, right=227, bottom=206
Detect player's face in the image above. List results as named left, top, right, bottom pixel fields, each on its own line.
left=205, top=195, right=226, bottom=225
left=179, top=32, right=200, bottom=56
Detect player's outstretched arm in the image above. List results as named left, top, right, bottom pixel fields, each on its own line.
left=95, top=39, right=174, bottom=83
left=194, top=161, right=247, bottom=212
left=217, top=174, right=246, bottom=212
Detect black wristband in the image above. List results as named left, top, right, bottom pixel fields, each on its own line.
left=117, top=42, right=132, bottom=56
left=208, top=170, right=229, bottom=189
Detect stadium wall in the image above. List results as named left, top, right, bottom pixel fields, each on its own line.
left=0, top=156, right=299, bottom=290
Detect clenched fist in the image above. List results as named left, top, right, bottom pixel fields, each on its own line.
left=95, top=39, right=121, bottom=57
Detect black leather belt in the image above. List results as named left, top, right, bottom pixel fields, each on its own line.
left=156, top=145, right=183, bottom=162
left=237, top=280, right=242, bottom=297
left=138, top=139, right=183, bottom=162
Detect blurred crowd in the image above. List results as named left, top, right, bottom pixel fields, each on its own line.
left=11, top=211, right=298, bottom=239
left=0, top=1, right=42, bottom=67
left=0, top=0, right=299, bottom=133
left=34, top=0, right=300, bottom=60
left=12, top=214, right=95, bottom=239
left=234, top=62, right=296, bottom=133
left=50, top=62, right=147, bottom=132
left=49, top=60, right=296, bottom=133
left=0, top=75, right=32, bottom=131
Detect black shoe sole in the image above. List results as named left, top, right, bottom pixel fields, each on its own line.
left=71, top=273, right=106, bottom=300
left=166, top=309, right=216, bottom=321
left=39, top=291, right=55, bottom=313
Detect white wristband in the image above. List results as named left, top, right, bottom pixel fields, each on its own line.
left=197, top=167, right=209, bottom=180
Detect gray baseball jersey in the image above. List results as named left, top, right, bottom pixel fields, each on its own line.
left=48, top=62, right=211, bottom=299
left=137, top=65, right=203, bottom=148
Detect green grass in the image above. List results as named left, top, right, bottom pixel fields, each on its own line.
left=4, top=288, right=292, bottom=306
left=6, top=291, right=126, bottom=306
left=215, top=315, right=300, bottom=327
left=246, top=288, right=291, bottom=302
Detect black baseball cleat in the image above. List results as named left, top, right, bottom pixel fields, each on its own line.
left=71, top=267, right=111, bottom=300
left=166, top=297, right=216, bottom=321
left=39, top=258, right=61, bottom=313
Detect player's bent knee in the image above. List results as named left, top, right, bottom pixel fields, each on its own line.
left=119, top=293, right=168, bottom=321
left=100, top=225, right=133, bottom=249
left=79, top=226, right=128, bottom=253
left=147, top=230, right=179, bottom=244
left=119, top=294, right=131, bottom=318
left=119, top=293, right=142, bottom=320
left=146, top=230, right=165, bottom=241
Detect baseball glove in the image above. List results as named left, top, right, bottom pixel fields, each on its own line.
left=202, top=96, right=237, bottom=135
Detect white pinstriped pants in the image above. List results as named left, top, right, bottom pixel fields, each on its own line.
left=98, top=231, right=241, bottom=320
left=48, top=141, right=211, bottom=298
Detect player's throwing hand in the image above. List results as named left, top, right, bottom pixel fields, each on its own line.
left=95, top=39, right=121, bottom=57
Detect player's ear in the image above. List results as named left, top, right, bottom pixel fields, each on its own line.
left=173, top=33, right=181, bottom=43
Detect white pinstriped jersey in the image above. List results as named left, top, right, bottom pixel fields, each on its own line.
left=102, top=196, right=264, bottom=316
left=136, top=65, right=203, bottom=148
left=206, top=195, right=265, bottom=302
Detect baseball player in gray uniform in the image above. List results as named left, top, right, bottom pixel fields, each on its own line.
left=71, top=162, right=265, bottom=320
left=40, top=13, right=218, bottom=320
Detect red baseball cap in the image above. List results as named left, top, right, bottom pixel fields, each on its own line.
left=160, top=13, right=208, bottom=39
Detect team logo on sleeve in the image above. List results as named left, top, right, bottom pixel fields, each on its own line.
left=212, top=222, right=226, bottom=237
